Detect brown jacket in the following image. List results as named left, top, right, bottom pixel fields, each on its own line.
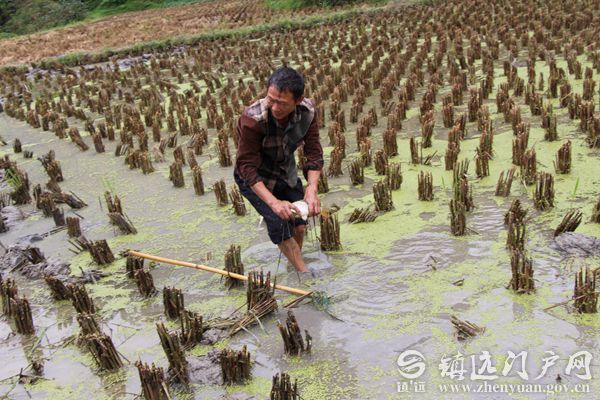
left=235, top=97, right=323, bottom=190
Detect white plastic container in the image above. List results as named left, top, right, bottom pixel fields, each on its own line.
left=292, top=200, right=309, bottom=221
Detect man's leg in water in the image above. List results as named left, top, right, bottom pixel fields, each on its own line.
left=234, top=174, right=309, bottom=273
left=277, top=235, right=308, bottom=273
left=293, top=224, right=305, bottom=250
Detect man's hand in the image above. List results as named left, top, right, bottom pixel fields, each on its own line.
left=270, top=199, right=301, bottom=220
left=304, top=184, right=321, bottom=217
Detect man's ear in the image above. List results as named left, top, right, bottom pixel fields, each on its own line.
left=296, top=95, right=304, bottom=105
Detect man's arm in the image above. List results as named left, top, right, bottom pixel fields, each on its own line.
left=304, top=169, right=321, bottom=216
left=235, top=114, right=263, bottom=187
left=302, top=106, right=324, bottom=216
left=236, top=114, right=299, bottom=220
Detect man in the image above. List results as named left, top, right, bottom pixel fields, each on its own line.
left=234, top=67, right=323, bottom=276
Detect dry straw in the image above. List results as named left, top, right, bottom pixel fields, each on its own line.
left=220, top=346, right=251, bottom=385
left=495, top=169, right=515, bottom=197
left=11, top=296, right=35, bottom=335
left=135, top=268, right=158, bottom=298
left=163, top=287, right=184, bottom=320
left=192, top=166, right=205, bottom=195
left=374, top=149, right=388, bottom=176
left=169, top=162, right=184, bottom=188
left=278, top=310, right=312, bottom=356
left=348, top=207, right=377, bottom=224
left=229, top=185, right=247, bottom=216
left=179, top=309, right=203, bottom=348
left=44, top=275, right=71, bottom=300
left=533, top=172, right=555, bottom=211
left=157, top=322, right=188, bottom=384
left=85, top=333, right=123, bottom=371
left=373, top=180, right=393, bottom=212
left=69, top=283, right=96, bottom=314
left=508, top=250, right=535, bottom=294
left=451, top=315, right=485, bottom=340
left=554, top=209, right=582, bottom=237
left=593, top=196, right=600, bottom=223
left=136, top=361, right=170, bottom=400
left=270, top=372, right=299, bottom=400
left=126, top=255, right=144, bottom=279
left=385, top=161, right=402, bottom=191
left=349, top=158, right=364, bottom=185
left=554, top=141, right=571, bottom=174
left=210, top=179, right=228, bottom=207
left=418, top=171, right=433, bottom=201
left=574, top=267, right=598, bottom=314
left=77, top=313, right=100, bottom=337
left=520, top=148, right=537, bottom=185
left=224, top=244, right=244, bottom=289
left=319, top=211, right=341, bottom=251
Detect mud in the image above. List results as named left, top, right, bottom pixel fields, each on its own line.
left=1, top=4, right=600, bottom=400
left=552, top=233, right=600, bottom=257
left=0, top=242, right=107, bottom=284
left=0, top=94, right=599, bottom=399
left=188, top=349, right=223, bottom=385
left=1, top=206, right=26, bottom=228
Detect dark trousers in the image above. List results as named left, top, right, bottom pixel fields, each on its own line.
left=234, top=173, right=307, bottom=244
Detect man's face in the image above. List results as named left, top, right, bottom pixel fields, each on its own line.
left=266, top=85, right=302, bottom=121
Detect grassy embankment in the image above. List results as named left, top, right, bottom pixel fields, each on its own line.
left=0, top=0, right=372, bottom=38
left=0, top=0, right=209, bottom=39
left=1, top=1, right=393, bottom=71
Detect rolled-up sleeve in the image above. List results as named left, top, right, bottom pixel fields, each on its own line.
left=302, top=111, right=324, bottom=178
left=235, top=114, right=264, bottom=187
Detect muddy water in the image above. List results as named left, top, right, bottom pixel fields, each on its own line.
left=1, top=79, right=600, bottom=400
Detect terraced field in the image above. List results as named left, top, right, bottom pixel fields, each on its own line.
left=1, top=0, right=600, bottom=399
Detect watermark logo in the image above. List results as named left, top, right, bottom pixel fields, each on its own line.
left=396, top=349, right=592, bottom=394
left=397, top=350, right=426, bottom=379
left=435, top=350, right=592, bottom=382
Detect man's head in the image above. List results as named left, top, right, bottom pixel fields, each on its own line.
left=266, top=67, right=305, bottom=121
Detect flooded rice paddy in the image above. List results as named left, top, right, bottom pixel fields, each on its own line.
left=1, top=1, right=600, bottom=399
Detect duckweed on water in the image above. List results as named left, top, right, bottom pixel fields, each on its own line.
left=186, top=291, right=247, bottom=317
left=188, top=338, right=231, bottom=357
left=224, top=376, right=272, bottom=397
left=364, top=258, right=507, bottom=340
left=24, top=379, right=87, bottom=400
left=2, top=2, right=600, bottom=399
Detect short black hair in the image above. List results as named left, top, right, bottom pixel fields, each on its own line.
left=267, top=67, right=305, bottom=100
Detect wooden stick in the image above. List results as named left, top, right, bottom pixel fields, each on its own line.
left=128, top=250, right=311, bottom=297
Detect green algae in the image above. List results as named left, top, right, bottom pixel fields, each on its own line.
left=67, top=252, right=94, bottom=277
left=549, top=298, right=600, bottom=331
left=52, top=344, right=98, bottom=370
left=337, top=173, right=448, bottom=257
left=5, top=23, right=600, bottom=400
left=87, top=284, right=138, bottom=316
left=99, top=368, right=129, bottom=390
left=107, top=228, right=157, bottom=248
left=169, top=207, right=197, bottom=221
left=24, top=379, right=87, bottom=400
left=186, top=291, right=247, bottom=317
left=509, top=283, right=553, bottom=311
left=27, top=283, right=53, bottom=304
left=131, top=342, right=165, bottom=359
left=93, top=257, right=127, bottom=275
left=224, top=376, right=272, bottom=397
left=188, top=338, right=231, bottom=357
left=288, top=359, right=359, bottom=400
left=199, top=153, right=222, bottom=170
left=364, top=258, right=509, bottom=341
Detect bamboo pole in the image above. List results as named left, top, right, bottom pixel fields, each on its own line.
left=128, top=251, right=311, bottom=297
